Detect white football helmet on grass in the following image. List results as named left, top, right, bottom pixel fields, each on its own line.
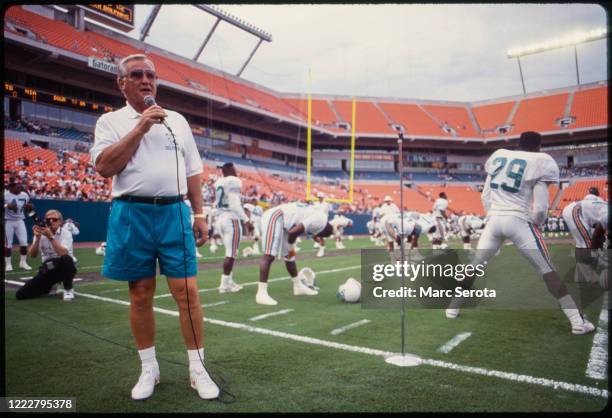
left=337, top=278, right=361, bottom=303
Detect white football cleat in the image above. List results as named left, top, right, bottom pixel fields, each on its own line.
left=293, top=280, right=318, bottom=296
left=251, top=246, right=260, bottom=255
left=5, top=264, right=13, bottom=272
left=62, top=289, right=75, bottom=301
left=256, top=292, right=278, bottom=305
left=196, top=251, right=203, bottom=259
left=572, top=318, right=595, bottom=335
left=190, top=368, right=220, bottom=400
left=131, top=364, right=160, bottom=400
left=209, top=244, right=218, bottom=254
left=19, top=262, right=32, bottom=271
left=48, top=284, right=58, bottom=296
left=219, top=281, right=243, bottom=293
left=445, top=308, right=460, bottom=319
left=316, top=247, right=325, bottom=257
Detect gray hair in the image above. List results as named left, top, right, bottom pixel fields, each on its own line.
left=45, top=209, right=63, bottom=222
left=117, top=54, right=155, bottom=78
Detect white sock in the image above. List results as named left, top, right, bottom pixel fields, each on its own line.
left=257, top=282, right=268, bottom=294
left=558, top=294, right=583, bottom=326
left=5, top=257, right=11, bottom=267
left=138, top=346, right=157, bottom=368
left=188, top=348, right=205, bottom=373
left=221, top=274, right=232, bottom=286
left=20, top=254, right=27, bottom=264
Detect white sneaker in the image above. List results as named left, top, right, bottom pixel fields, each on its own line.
left=445, top=308, right=460, bottom=319
left=218, top=281, right=243, bottom=293
left=256, top=292, right=278, bottom=305
left=5, top=264, right=13, bottom=272
left=63, top=289, right=75, bottom=301
left=196, top=251, right=203, bottom=259
left=190, top=368, right=220, bottom=400
left=293, top=280, right=318, bottom=296
left=131, top=364, right=160, bottom=400
left=316, top=247, right=325, bottom=257
left=19, top=262, right=32, bottom=271
left=572, top=318, right=595, bottom=335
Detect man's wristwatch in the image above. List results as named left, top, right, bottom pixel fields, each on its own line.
left=193, top=213, right=206, bottom=219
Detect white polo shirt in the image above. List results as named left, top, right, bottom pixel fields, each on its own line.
left=39, top=227, right=76, bottom=262
left=91, top=102, right=203, bottom=197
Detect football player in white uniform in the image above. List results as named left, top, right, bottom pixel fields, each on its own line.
left=330, top=213, right=353, bottom=249
left=213, top=163, right=252, bottom=293
left=256, top=202, right=333, bottom=305
left=432, top=192, right=449, bottom=249
left=458, top=213, right=485, bottom=249
left=312, top=192, right=332, bottom=256
left=371, top=204, right=384, bottom=246
left=63, top=218, right=80, bottom=236
left=4, top=182, right=32, bottom=271
left=244, top=198, right=263, bottom=255
left=447, top=131, right=595, bottom=335
left=562, top=188, right=608, bottom=286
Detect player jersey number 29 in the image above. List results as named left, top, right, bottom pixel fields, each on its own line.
left=490, top=157, right=526, bottom=193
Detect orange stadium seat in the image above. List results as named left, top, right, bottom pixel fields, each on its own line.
left=377, top=102, right=445, bottom=137
left=417, top=184, right=485, bottom=216
left=283, top=98, right=345, bottom=132
left=6, top=6, right=107, bottom=59
left=422, top=104, right=479, bottom=138
left=332, top=100, right=396, bottom=135
left=510, top=93, right=569, bottom=133
left=471, top=101, right=516, bottom=137
left=570, top=86, right=608, bottom=129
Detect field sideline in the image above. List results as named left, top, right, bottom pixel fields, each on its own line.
left=3, top=237, right=609, bottom=412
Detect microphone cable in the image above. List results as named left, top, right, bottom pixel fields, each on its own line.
left=165, top=113, right=236, bottom=404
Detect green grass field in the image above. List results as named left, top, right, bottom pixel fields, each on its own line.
left=3, top=237, right=609, bottom=412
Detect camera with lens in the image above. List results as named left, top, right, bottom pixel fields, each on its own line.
left=27, top=210, right=48, bottom=227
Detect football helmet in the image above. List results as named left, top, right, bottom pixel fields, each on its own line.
left=337, top=278, right=361, bottom=303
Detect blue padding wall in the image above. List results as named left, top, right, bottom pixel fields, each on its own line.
left=26, top=199, right=111, bottom=242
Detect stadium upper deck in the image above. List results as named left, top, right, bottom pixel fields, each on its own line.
left=4, top=5, right=609, bottom=147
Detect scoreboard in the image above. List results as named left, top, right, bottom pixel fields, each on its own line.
left=77, top=5, right=134, bottom=32
left=4, top=82, right=114, bottom=113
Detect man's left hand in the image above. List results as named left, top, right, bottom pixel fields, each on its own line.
left=193, top=219, right=208, bottom=247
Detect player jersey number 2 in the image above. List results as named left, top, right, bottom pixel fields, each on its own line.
left=490, top=157, right=526, bottom=193
left=215, top=186, right=228, bottom=208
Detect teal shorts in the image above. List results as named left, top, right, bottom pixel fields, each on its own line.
left=103, top=199, right=198, bottom=281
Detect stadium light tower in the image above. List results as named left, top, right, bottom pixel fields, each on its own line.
left=139, top=4, right=272, bottom=77
left=506, top=27, right=608, bottom=94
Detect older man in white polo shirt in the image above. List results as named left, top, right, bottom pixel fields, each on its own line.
left=90, top=54, right=218, bottom=401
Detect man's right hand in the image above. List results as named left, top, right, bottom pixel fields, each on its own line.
left=136, top=105, right=168, bottom=134
left=32, top=225, right=43, bottom=237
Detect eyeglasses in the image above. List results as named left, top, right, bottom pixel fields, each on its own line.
left=126, top=69, right=157, bottom=80
left=45, top=217, right=60, bottom=222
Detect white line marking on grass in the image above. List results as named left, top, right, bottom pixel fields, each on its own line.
left=586, top=293, right=608, bottom=380
left=13, top=285, right=606, bottom=399
left=20, top=277, right=33, bottom=281
left=437, top=332, right=472, bottom=354
left=154, top=265, right=360, bottom=299
left=202, top=301, right=229, bottom=308
left=73, top=278, right=84, bottom=282
left=249, top=309, right=294, bottom=321
left=330, top=319, right=371, bottom=335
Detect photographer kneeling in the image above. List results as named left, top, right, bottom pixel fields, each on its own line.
left=16, top=210, right=77, bottom=301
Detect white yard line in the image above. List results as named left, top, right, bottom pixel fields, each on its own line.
left=586, top=293, right=608, bottom=380
left=5, top=280, right=608, bottom=399
left=437, top=332, right=473, bottom=354
left=330, top=319, right=371, bottom=335
left=153, top=265, right=360, bottom=299
left=249, top=309, right=294, bottom=321
left=202, top=300, right=229, bottom=308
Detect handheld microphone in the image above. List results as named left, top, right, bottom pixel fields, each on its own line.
left=143, top=95, right=172, bottom=132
